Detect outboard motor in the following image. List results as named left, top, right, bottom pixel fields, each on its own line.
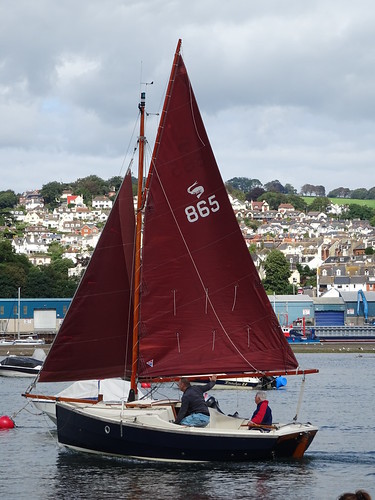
left=260, top=376, right=276, bottom=390
left=206, top=396, right=224, bottom=414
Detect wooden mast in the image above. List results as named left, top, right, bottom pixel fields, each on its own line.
left=128, top=40, right=182, bottom=400
left=129, top=90, right=146, bottom=400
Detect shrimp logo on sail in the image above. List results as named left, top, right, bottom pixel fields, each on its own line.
left=185, top=181, right=220, bottom=223
left=187, top=181, right=204, bottom=199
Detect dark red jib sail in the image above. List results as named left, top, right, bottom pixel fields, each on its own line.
left=39, top=171, right=135, bottom=383
left=138, top=47, right=298, bottom=379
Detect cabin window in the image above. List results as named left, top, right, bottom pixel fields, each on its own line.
left=63, top=305, right=67, bottom=315
left=0, top=306, right=4, bottom=316
left=23, top=305, right=27, bottom=315
left=13, top=305, right=17, bottom=315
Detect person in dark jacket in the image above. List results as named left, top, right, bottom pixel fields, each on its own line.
left=175, top=375, right=217, bottom=427
left=248, top=391, right=272, bottom=426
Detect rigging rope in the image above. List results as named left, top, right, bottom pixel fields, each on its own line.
left=293, top=372, right=306, bottom=421
left=119, top=111, right=141, bottom=178
left=148, top=151, right=263, bottom=373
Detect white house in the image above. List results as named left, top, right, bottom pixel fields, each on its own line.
left=92, top=196, right=113, bottom=210
left=12, top=235, right=49, bottom=256
left=24, top=211, right=44, bottom=226
left=28, top=254, right=51, bottom=266
left=66, top=194, right=85, bottom=207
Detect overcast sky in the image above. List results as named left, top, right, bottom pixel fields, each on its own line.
left=1, top=0, right=375, bottom=195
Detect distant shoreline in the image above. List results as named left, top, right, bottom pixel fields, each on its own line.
left=1, top=342, right=375, bottom=357
left=291, top=341, right=375, bottom=354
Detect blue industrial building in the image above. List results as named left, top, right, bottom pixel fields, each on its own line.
left=0, top=298, right=71, bottom=336
left=270, top=295, right=314, bottom=327
left=0, top=291, right=374, bottom=333
left=269, top=291, right=375, bottom=327
left=0, top=298, right=71, bottom=320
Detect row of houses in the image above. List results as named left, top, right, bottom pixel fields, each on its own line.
left=4, top=189, right=375, bottom=287
left=230, top=196, right=375, bottom=296
left=19, top=189, right=114, bottom=211
left=9, top=190, right=112, bottom=270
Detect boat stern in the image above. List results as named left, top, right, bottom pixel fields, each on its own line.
left=273, top=423, right=318, bottom=459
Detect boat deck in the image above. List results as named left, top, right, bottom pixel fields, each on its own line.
left=58, top=401, right=316, bottom=438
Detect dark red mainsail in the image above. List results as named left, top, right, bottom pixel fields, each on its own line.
left=39, top=171, right=135, bottom=382
left=38, top=43, right=300, bottom=387
left=138, top=49, right=298, bottom=379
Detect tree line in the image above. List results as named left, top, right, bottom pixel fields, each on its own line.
left=40, top=175, right=138, bottom=208
left=225, top=177, right=375, bottom=224
left=327, top=186, right=375, bottom=199
left=1, top=175, right=374, bottom=212
left=0, top=174, right=139, bottom=211
left=0, top=240, right=79, bottom=299
left=226, top=177, right=375, bottom=201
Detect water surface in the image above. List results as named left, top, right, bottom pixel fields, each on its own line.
left=0, top=353, right=374, bottom=499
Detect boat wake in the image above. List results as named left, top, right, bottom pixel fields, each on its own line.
left=307, top=450, right=375, bottom=466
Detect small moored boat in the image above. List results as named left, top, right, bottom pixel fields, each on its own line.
left=0, top=336, right=45, bottom=346
left=0, top=349, right=45, bottom=377
left=193, top=376, right=287, bottom=390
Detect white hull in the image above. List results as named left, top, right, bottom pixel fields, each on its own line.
left=0, top=338, right=45, bottom=346
left=0, top=368, right=40, bottom=377
left=193, top=377, right=261, bottom=390
left=193, top=376, right=286, bottom=390
left=32, top=400, right=57, bottom=422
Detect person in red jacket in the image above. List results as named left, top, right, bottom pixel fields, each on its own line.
left=248, top=391, right=272, bottom=426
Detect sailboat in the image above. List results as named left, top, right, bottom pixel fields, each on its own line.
left=0, top=348, right=45, bottom=377
left=24, top=40, right=318, bottom=462
left=192, top=375, right=286, bottom=390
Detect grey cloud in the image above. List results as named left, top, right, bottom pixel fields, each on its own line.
left=1, top=0, right=375, bottom=193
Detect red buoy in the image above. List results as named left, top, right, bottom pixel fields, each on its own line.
left=0, top=415, right=15, bottom=429
left=141, top=382, right=151, bottom=389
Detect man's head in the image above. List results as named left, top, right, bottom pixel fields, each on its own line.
left=178, top=377, right=191, bottom=392
left=254, top=391, right=267, bottom=405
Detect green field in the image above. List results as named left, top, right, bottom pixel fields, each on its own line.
left=303, top=197, right=375, bottom=209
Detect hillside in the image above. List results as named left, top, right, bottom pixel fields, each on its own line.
left=303, top=197, right=375, bottom=209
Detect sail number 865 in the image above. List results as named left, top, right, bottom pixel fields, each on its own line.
left=185, top=195, right=220, bottom=223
